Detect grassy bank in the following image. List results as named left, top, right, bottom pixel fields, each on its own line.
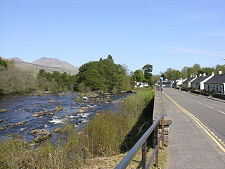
left=0, top=88, right=161, bottom=168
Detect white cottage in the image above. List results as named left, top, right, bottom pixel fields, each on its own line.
left=204, top=71, right=225, bottom=94
left=191, top=73, right=214, bottom=90
left=182, top=76, right=197, bottom=89
left=173, top=78, right=186, bottom=88
left=134, top=82, right=149, bottom=88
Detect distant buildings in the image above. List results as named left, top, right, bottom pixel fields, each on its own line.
left=156, top=79, right=173, bottom=88
left=134, top=81, right=149, bottom=88
left=157, top=71, right=225, bottom=95
left=172, top=71, right=225, bottom=95
left=182, top=76, right=197, bottom=88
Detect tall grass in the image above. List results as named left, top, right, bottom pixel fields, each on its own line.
left=0, top=88, right=155, bottom=168
left=84, top=88, right=155, bottom=156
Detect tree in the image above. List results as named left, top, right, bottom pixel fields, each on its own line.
left=132, top=70, right=145, bottom=82
left=164, top=68, right=181, bottom=80
left=0, top=57, right=9, bottom=70
left=38, top=69, right=46, bottom=77
left=181, top=67, right=189, bottom=78
left=192, top=64, right=201, bottom=75
left=202, top=67, right=214, bottom=75
left=107, top=55, right=113, bottom=62
left=77, top=56, right=130, bottom=92
left=142, top=64, right=153, bottom=86
left=215, top=64, right=225, bottom=74
left=152, top=75, right=160, bottom=84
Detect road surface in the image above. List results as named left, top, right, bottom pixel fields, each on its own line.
left=161, top=88, right=225, bottom=169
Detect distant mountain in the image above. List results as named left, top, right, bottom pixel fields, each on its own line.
left=32, top=57, right=78, bottom=75
left=9, top=57, right=24, bottom=62
left=9, top=57, right=79, bottom=76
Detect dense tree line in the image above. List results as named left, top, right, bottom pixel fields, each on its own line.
left=0, top=56, right=133, bottom=95
left=162, top=63, right=225, bottom=80
left=37, top=69, right=77, bottom=92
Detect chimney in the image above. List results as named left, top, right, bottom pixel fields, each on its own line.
left=212, top=72, right=215, bottom=76
left=219, top=71, right=222, bottom=74
left=203, top=73, right=206, bottom=77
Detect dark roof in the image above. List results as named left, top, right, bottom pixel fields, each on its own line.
left=183, top=77, right=196, bottom=83
left=205, top=74, right=225, bottom=84
left=191, top=75, right=210, bottom=83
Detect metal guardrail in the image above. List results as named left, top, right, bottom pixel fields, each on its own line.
left=115, top=113, right=165, bottom=169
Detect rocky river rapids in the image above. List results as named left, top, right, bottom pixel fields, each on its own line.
left=0, top=92, right=128, bottom=142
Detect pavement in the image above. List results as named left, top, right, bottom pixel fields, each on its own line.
left=161, top=88, right=225, bottom=169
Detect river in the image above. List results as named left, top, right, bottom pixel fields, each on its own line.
left=0, top=92, right=128, bottom=142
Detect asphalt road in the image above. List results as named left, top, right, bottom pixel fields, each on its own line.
left=164, top=88, right=225, bottom=144
left=162, top=88, right=225, bottom=169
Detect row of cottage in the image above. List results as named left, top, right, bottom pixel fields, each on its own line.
left=173, top=71, right=225, bottom=94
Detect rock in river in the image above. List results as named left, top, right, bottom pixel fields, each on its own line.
left=29, top=129, right=51, bottom=142
left=77, top=107, right=89, bottom=113
left=0, top=126, right=4, bottom=131
left=54, top=106, right=63, bottom=112
left=32, top=111, right=54, bottom=117
left=0, top=109, right=8, bottom=113
left=6, top=121, right=27, bottom=127
left=0, top=119, right=3, bottom=123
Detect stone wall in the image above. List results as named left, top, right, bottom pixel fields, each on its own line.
left=153, top=91, right=172, bottom=147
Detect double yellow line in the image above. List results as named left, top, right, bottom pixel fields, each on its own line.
left=163, top=92, right=225, bottom=153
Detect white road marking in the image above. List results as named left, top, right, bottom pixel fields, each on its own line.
left=204, top=104, right=214, bottom=109
left=217, top=110, right=225, bottom=115
left=196, top=101, right=203, bottom=105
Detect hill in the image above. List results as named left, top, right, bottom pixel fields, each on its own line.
left=10, top=57, right=79, bottom=76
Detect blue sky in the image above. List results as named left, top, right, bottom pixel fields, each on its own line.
left=0, top=0, right=225, bottom=74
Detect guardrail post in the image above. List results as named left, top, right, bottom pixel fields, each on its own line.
left=155, top=125, right=159, bottom=168
left=162, top=116, right=164, bottom=149
left=142, top=141, right=147, bottom=169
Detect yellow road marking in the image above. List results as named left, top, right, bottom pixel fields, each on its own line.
left=163, top=92, right=225, bottom=153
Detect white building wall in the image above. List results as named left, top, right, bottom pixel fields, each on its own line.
left=200, top=74, right=214, bottom=90
left=205, top=83, right=225, bottom=94
left=200, top=82, right=204, bottom=90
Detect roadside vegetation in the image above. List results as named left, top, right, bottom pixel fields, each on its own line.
left=0, top=88, right=164, bottom=168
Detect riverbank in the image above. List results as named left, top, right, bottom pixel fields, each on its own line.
left=0, top=88, right=160, bottom=168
